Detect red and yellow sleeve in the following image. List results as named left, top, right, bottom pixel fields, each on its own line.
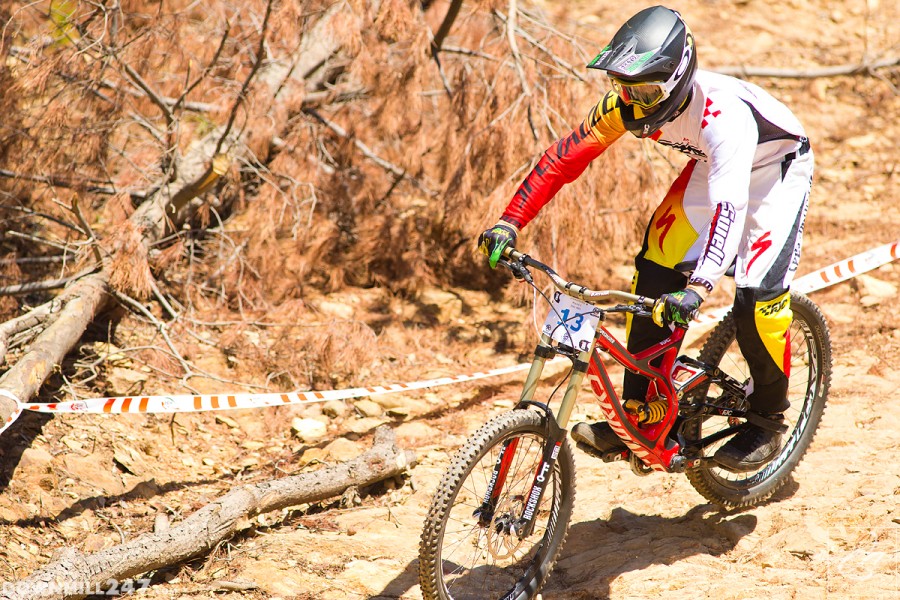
left=501, top=91, right=627, bottom=229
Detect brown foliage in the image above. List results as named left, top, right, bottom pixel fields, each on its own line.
left=105, top=221, right=153, bottom=300
left=0, top=0, right=660, bottom=391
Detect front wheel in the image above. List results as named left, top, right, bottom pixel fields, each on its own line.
left=418, top=409, right=575, bottom=600
left=685, top=292, right=832, bottom=509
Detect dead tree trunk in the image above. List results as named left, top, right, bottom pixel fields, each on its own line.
left=1, top=426, right=415, bottom=600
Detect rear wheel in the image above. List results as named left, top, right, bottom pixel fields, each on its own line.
left=685, top=292, right=831, bottom=509
left=418, top=409, right=575, bottom=600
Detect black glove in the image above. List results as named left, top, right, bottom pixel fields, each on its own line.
left=652, top=288, right=703, bottom=327
left=477, top=222, right=518, bottom=268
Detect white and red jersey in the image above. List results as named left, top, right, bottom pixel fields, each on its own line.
left=500, top=69, right=810, bottom=293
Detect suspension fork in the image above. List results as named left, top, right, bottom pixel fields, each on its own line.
left=476, top=338, right=590, bottom=537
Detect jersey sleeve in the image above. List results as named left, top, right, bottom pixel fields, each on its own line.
left=500, top=91, right=627, bottom=229
left=689, top=97, right=758, bottom=292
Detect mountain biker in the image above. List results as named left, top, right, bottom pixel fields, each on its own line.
left=477, top=5, right=813, bottom=473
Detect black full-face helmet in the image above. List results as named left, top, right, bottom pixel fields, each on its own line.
left=587, top=6, right=697, bottom=137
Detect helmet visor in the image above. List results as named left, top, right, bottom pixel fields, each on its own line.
left=609, top=76, right=668, bottom=109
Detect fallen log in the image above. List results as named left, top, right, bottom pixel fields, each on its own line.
left=1, top=426, right=416, bottom=600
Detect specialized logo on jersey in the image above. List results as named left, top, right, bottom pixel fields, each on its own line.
left=703, top=203, right=736, bottom=267
left=655, top=205, right=677, bottom=250
left=747, top=231, right=773, bottom=272
left=701, top=98, right=721, bottom=129
left=644, top=161, right=697, bottom=269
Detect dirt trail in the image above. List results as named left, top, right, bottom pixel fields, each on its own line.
left=1, top=0, right=898, bottom=598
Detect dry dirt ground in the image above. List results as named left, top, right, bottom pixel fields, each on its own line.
left=1, top=1, right=899, bottom=599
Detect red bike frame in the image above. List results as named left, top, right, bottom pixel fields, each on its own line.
left=586, top=325, right=691, bottom=471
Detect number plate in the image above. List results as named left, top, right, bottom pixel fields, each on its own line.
left=541, top=291, right=601, bottom=352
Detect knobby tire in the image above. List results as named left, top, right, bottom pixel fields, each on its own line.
left=418, top=409, right=575, bottom=600
left=685, top=292, right=832, bottom=509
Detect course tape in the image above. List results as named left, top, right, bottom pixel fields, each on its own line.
left=0, top=239, right=896, bottom=435
left=0, top=361, right=559, bottom=434
left=691, top=239, right=899, bottom=326
left=792, top=240, right=899, bottom=295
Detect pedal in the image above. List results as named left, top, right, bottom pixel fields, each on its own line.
left=744, top=412, right=788, bottom=434
left=575, top=441, right=628, bottom=463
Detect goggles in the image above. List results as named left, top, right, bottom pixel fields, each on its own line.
left=608, top=76, right=669, bottom=109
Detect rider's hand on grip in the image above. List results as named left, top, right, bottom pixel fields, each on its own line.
left=477, top=221, right=518, bottom=269
left=652, top=288, right=703, bottom=327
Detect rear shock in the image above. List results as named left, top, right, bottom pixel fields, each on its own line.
left=623, top=397, right=668, bottom=425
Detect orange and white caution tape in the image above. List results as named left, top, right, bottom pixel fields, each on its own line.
left=0, top=239, right=897, bottom=436
left=0, top=361, right=564, bottom=435
left=792, top=240, right=899, bottom=295
left=692, top=239, right=899, bottom=325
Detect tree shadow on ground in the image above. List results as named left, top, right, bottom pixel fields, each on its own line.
left=0, top=410, right=52, bottom=495
left=540, top=505, right=756, bottom=599
left=371, top=504, right=756, bottom=600
left=0, top=475, right=222, bottom=528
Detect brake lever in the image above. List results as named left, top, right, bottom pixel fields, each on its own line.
left=608, top=304, right=652, bottom=318
left=498, top=257, right=533, bottom=283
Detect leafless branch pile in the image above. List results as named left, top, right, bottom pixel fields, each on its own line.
left=0, top=0, right=654, bottom=414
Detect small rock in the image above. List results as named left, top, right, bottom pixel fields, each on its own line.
left=291, top=417, right=327, bottom=442
left=317, top=299, right=354, bottom=319
left=154, top=513, right=170, bottom=533
left=857, top=273, right=897, bottom=301
left=393, top=421, right=441, bottom=446
left=215, top=415, right=240, bottom=429
left=18, top=447, right=53, bottom=471
left=112, top=445, right=147, bottom=475
left=386, top=406, right=410, bottom=418
left=61, top=436, right=85, bottom=453
left=322, top=400, right=350, bottom=419
left=130, top=480, right=160, bottom=499
left=301, top=447, right=327, bottom=463
left=323, top=437, right=363, bottom=461
left=353, top=399, right=383, bottom=418
left=108, top=366, right=149, bottom=391
left=64, top=456, right=125, bottom=495
left=419, top=288, right=464, bottom=321
left=345, top=417, right=389, bottom=434
left=215, top=580, right=258, bottom=592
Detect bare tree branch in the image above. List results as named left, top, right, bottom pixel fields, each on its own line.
left=431, top=0, right=464, bottom=53
left=0, top=298, right=64, bottom=360
left=303, top=107, right=435, bottom=195
left=0, top=170, right=122, bottom=196
left=714, top=56, right=900, bottom=78
left=502, top=1, right=538, bottom=141
left=0, top=266, right=99, bottom=298
left=215, top=0, right=276, bottom=156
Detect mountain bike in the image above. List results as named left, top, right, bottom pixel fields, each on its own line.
left=418, top=247, right=831, bottom=600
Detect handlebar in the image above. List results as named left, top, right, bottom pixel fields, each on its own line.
left=500, top=248, right=656, bottom=309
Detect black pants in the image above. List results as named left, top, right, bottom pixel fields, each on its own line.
left=624, top=257, right=790, bottom=414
